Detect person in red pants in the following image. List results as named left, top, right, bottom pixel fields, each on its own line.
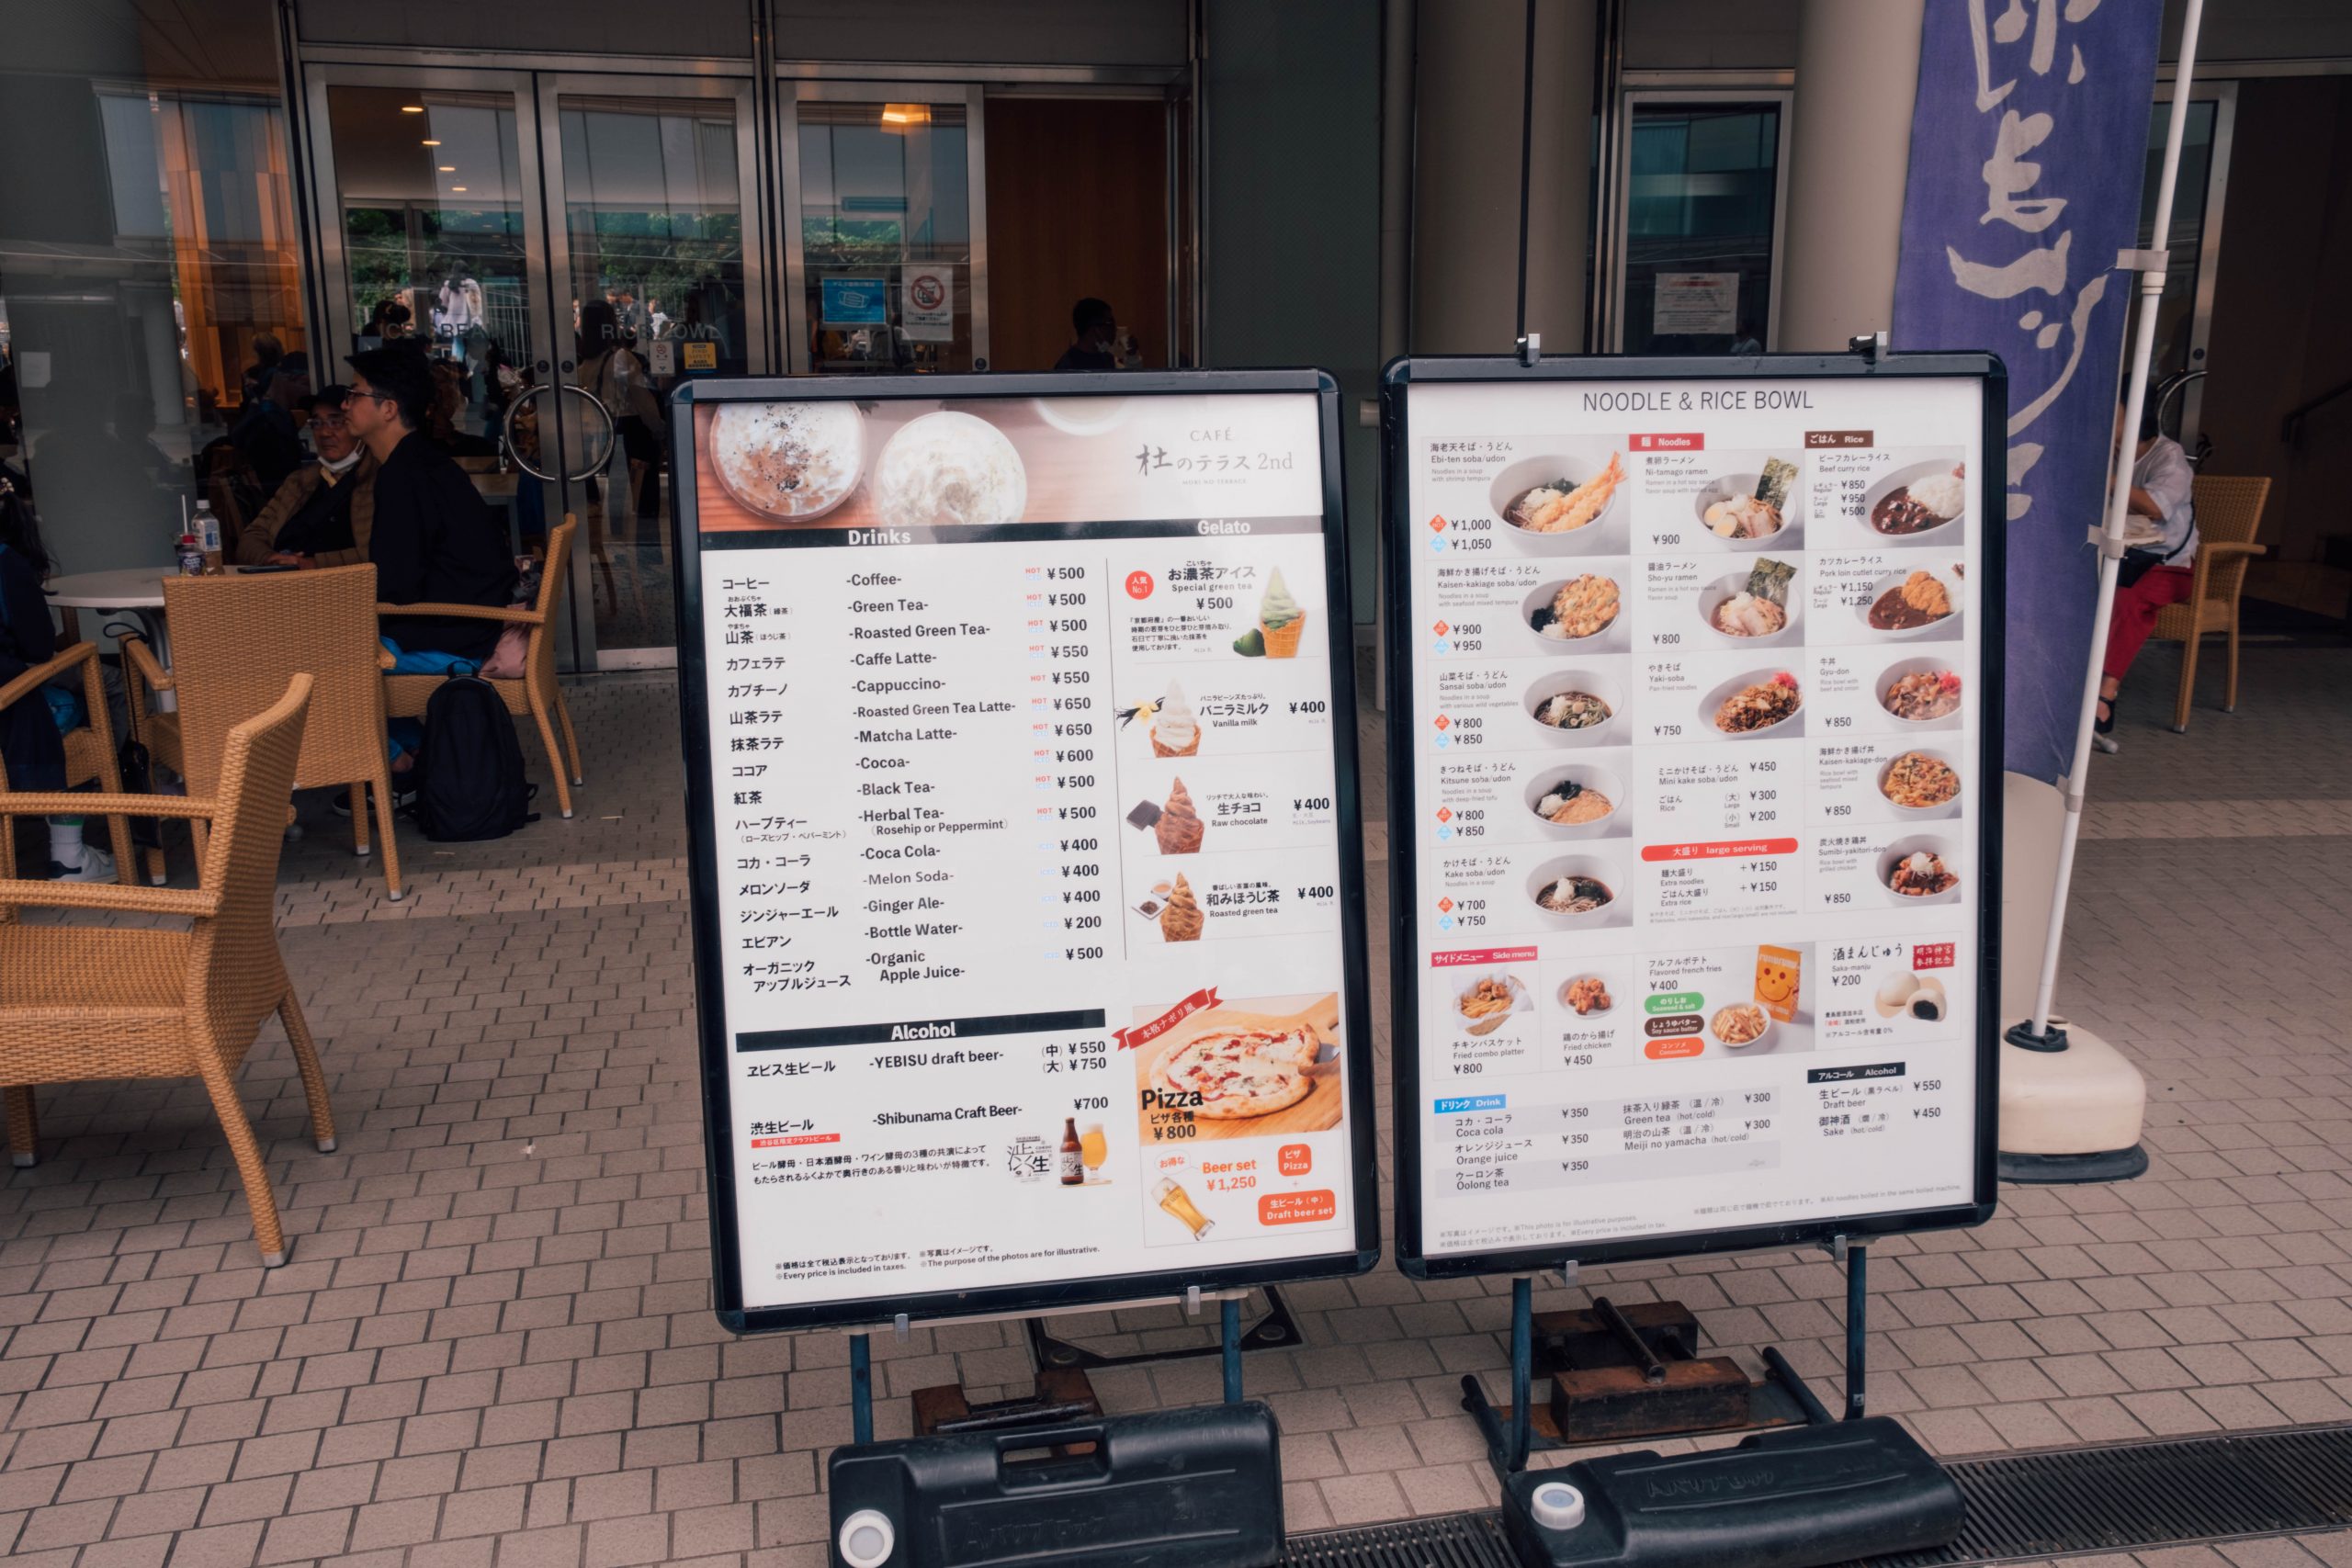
left=2094, top=387, right=2197, bottom=754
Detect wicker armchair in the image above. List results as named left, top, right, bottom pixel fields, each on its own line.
left=122, top=565, right=405, bottom=898
left=2153, top=474, right=2272, bottom=733
left=0, top=641, right=136, bottom=887
left=0, top=672, right=333, bottom=1268
left=381, top=515, right=584, bottom=818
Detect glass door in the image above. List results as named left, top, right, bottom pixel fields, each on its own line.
left=1608, top=92, right=1792, bottom=355
left=780, top=83, right=989, bottom=373
left=539, top=75, right=765, bottom=664
left=308, top=68, right=577, bottom=658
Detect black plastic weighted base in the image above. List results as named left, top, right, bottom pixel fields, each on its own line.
left=829, top=1402, right=1283, bottom=1568
left=1498, top=1416, right=1964, bottom=1568
left=1998, top=1145, right=2149, bottom=1184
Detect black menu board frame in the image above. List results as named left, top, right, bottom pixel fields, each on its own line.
left=1381, top=352, right=2007, bottom=1281
left=673, top=369, right=1380, bottom=1333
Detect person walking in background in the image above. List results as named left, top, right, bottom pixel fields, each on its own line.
left=2094, top=385, right=2198, bottom=754
left=577, top=300, right=664, bottom=525
left=363, top=299, right=413, bottom=344
left=1055, top=298, right=1120, bottom=371
left=241, top=333, right=285, bottom=401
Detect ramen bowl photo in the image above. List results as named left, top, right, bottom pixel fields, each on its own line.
left=1696, top=569, right=1800, bottom=648
left=1489, top=452, right=1628, bottom=555
left=1526, top=853, right=1623, bottom=930
left=1690, top=469, right=1804, bottom=550
left=1522, top=761, right=1627, bottom=840
left=1521, top=667, right=1623, bottom=747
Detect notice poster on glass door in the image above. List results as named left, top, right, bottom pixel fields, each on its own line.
left=1384, top=355, right=2003, bottom=1278
left=674, top=371, right=1376, bottom=1331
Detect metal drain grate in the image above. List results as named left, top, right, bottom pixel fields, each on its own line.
left=1887, top=1424, right=2352, bottom=1564
left=1280, top=1424, right=2352, bottom=1568
left=1281, top=1513, right=1517, bottom=1568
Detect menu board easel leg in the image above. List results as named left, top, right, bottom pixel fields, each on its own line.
left=1461, top=1276, right=1542, bottom=1476
left=850, top=1332, right=874, bottom=1445
left=1221, top=1297, right=1244, bottom=1405
left=1844, top=1242, right=1869, bottom=1421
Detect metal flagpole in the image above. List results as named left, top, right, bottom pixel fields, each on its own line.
left=2020, top=0, right=2206, bottom=1043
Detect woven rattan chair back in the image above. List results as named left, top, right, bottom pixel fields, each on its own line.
left=2185, top=474, right=2270, bottom=610
left=186, top=671, right=312, bottom=1050
left=161, top=566, right=389, bottom=800
left=527, top=519, right=573, bottom=694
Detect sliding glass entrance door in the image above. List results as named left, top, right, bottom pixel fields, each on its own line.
left=304, top=62, right=766, bottom=670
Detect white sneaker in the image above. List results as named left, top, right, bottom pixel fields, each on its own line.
left=2091, top=731, right=2120, bottom=755
left=50, top=844, right=117, bottom=882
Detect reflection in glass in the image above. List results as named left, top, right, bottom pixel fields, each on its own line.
left=1622, top=104, right=1781, bottom=356
left=8, top=82, right=309, bottom=569
left=326, top=85, right=528, bottom=455
left=322, top=84, right=545, bottom=615
left=797, top=100, right=974, bottom=373
left=559, top=93, right=751, bottom=651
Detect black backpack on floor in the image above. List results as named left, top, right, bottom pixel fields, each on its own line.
left=413, top=672, right=537, bottom=841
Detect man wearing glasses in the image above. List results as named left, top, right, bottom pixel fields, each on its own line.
left=232, top=385, right=378, bottom=569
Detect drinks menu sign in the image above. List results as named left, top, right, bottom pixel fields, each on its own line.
left=1382, top=355, right=2003, bottom=1278
left=673, top=371, right=1377, bottom=1331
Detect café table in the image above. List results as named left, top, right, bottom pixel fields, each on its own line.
left=47, top=566, right=179, bottom=707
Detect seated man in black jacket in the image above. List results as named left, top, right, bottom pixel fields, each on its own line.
left=345, top=345, right=518, bottom=773
left=345, top=346, right=516, bottom=668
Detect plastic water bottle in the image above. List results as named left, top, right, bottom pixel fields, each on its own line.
left=193, top=500, right=222, bottom=572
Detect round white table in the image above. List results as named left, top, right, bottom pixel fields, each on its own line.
left=45, top=567, right=172, bottom=613
left=46, top=567, right=176, bottom=708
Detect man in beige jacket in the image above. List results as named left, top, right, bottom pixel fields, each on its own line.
left=234, top=385, right=378, bottom=568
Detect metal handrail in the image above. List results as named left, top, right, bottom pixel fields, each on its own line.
left=501, top=382, right=616, bottom=483
left=2282, top=375, right=2352, bottom=445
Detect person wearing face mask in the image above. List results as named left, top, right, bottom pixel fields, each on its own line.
left=232, top=385, right=379, bottom=568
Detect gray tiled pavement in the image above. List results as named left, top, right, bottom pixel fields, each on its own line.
left=3, top=631, right=2352, bottom=1566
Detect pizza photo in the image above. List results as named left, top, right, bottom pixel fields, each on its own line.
left=1131, top=992, right=1343, bottom=1144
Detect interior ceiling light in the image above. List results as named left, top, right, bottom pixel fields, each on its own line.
left=401, top=105, right=424, bottom=114
left=437, top=165, right=456, bottom=173
left=451, top=186, right=469, bottom=192
left=878, top=103, right=930, bottom=128
left=421, top=139, right=441, bottom=147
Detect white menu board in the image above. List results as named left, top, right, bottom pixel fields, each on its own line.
left=1385, top=358, right=2001, bottom=1275
left=676, top=373, right=1376, bottom=1330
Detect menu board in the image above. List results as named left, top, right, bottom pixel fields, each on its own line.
left=674, top=371, right=1377, bottom=1332
left=1383, top=355, right=2003, bottom=1278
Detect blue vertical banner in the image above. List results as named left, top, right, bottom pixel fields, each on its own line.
left=1892, top=0, right=2164, bottom=784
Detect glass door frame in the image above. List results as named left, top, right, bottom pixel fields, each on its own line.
left=301, top=62, right=554, bottom=423
left=535, top=70, right=770, bottom=670
left=299, top=61, right=770, bottom=672
left=2146, top=77, right=2234, bottom=454
left=1600, top=85, right=1795, bottom=355
left=775, top=80, right=991, bottom=374
left=300, top=61, right=583, bottom=668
